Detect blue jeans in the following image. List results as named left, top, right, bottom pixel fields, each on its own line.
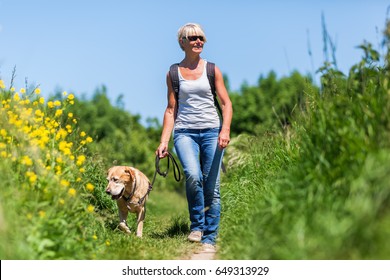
left=174, top=128, right=224, bottom=245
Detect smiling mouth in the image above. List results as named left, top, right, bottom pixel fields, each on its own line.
left=111, top=188, right=125, bottom=200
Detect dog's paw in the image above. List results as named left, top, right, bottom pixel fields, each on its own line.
left=118, top=222, right=131, bottom=234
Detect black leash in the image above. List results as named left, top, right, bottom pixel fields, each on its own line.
left=125, top=153, right=181, bottom=207
left=151, top=152, right=181, bottom=186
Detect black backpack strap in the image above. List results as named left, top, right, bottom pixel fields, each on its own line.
left=207, top=61, right=226, bottom=173
left=169, top=63, right=180, bottom=102
left=206, top=62, right=223, bottom=117
left=206, top=62, right=216, bottom=96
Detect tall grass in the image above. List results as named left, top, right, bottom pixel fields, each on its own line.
left=219, top=36, right=390, bottom=259
left=0, top=83, right=101, bottom=259
left=0, top=80, right=193, bottom=259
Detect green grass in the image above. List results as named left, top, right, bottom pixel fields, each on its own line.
left=0, top=169, right=197, bottom=260
left=91, top=189, right=198, bottom=260
left=218, top=55, right=390, bottom=259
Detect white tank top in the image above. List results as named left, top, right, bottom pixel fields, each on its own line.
left=174, top=61, right=221, bottom=129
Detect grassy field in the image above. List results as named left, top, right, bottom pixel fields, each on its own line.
left=218, top=46, right=390, bottom=259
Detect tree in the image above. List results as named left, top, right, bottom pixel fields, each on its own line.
left=230, top=71, right=318, bottom=136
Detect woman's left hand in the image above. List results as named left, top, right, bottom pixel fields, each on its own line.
left=218, top=129, right=230, bottom=149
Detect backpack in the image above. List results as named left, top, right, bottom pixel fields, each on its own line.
left=169, top=62, right=222, bottom=117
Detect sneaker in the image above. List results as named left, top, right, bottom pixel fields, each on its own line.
left=201, top=243, right=216, bottom=253
left=187, top=231, right=202, bottom=242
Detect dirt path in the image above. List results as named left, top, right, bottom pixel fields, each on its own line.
left=190, top=250, right=216, bottom=260
left=188, top=245, right=217, bottom=260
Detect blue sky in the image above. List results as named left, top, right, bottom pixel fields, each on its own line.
left=0, top=0, right=388, bottom=125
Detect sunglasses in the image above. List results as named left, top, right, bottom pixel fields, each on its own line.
left=184, top=35, right=204, bottom=42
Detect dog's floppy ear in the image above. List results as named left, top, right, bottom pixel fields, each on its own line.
left=124, top=166, right=135, bottom=179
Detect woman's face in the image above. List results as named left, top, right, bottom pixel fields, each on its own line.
left=181, top=34, right=204, bottom=54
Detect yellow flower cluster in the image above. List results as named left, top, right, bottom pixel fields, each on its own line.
left=0, top=79, right=96, bottom=213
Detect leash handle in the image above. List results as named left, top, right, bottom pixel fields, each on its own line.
left=151, top=152, right=181, bottom=185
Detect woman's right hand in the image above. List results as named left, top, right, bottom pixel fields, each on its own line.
left=156, top=142, right=169, bottom=158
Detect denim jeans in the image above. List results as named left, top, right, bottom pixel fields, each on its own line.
left=173, top=128, right=224, bottom=245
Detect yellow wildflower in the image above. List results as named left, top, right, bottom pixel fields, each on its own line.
left=56, top=157, right=63, bottom=164
left=34, top=88, right=41, bottom=95
left=53, top=100, right=61, bottom=107
left=26, top=171, right=37, bottom=184
left=86, top=137, right=93, bottom=143
left=39, top=210, right=46, bottom=218
left=68, top=188, right=76, bottom=197
left=13, top=93, right=20, bottom=101
left=55, top=165, right=62, bottom=174
left=87, top=205, right=94, bottom=213
left=76, top=155, right=86, bottom=166
left=80, top=131, right=86, bottom=137
left=67, top=93, right=75, bottom=100
left=68, top=112, right=73, bottom=118
left=59, top=141, right=72, bottom=155
left=60, top=179, right=70, bottom=187
left=39, top=97, right=45, bottom=104
left=55, top=109, right=63, bottom=117
left=21, top=155, right=33, bottom=166
left=35, top=109, right=44, bottom=118
left=20, top=88, right=26, bottom=94
left=86, top=183, right=94, bottom=192
left=29, top=174, right=37, bottom=184
left=59, top=199, right=65, bottom=205
left=56, top=128, right=67, bottom=140
left=92, top=235, right=98, bottom=240
left=47, top=101, right=54, bottom=108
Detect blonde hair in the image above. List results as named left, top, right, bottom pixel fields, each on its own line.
left=177, top=23, right=207, bottom=51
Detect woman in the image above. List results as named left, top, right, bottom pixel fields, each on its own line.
left=156, top=23, right=233, bottom=251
